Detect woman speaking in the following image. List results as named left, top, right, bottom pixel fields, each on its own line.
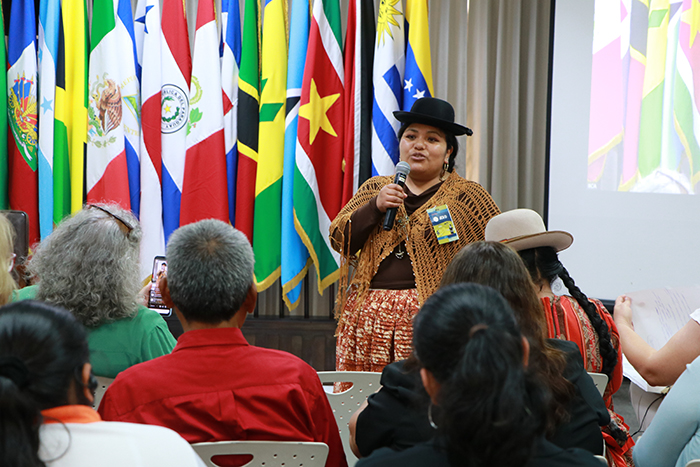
left=330, top=97, right=500, bottom=375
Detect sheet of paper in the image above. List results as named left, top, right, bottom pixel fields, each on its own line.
left=621, top=285, right=700, bottom=392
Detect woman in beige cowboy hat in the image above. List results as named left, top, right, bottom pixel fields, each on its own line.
left=485, top=208, right=633, bottom=467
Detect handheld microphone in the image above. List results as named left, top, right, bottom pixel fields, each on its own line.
left=383, top=161, right=411, bottom=231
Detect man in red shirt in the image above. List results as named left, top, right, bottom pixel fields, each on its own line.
left=98, top=220, right=347, bottom=467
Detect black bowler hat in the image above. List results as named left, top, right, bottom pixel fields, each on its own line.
left=393, top=97, right=473, bottom=136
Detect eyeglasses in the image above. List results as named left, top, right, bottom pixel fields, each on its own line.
left=87, top=205, right=134, bottom=235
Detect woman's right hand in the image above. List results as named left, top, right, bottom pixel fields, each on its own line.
left=614, top=295, right=634, bottom=330
left=376, top=183, right=407, bottom=213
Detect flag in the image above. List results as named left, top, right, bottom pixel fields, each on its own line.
left=221, top=0, right=241, bottom=226
left=638, top=0, right=670, bottom=178
left=403, top=0, right=433, bottom=110
left=235, top=0, right=259, bottom=242
left=136, top=0, right=164, bottom=280
left=0, top=5, right=7, bottom=210
left=37, top=0, right=59, bottom=238
left=620, top=0, right=648, bottom=190
left=587, top=0, right=624, bottom=184
left=294, top=0, right=344, bottom=292
left=160, top=0, right=191, bottom=242
left=57, top=0, right=88, bottom=215
left=281, top=0, right=311, bottom=310
left=7, top=0, right=40, bottom=245
left=254, top=0, right=287, bottom=290
left=371, top=0, right=405, bottom=176
left=181, top=0, right=228, bottom=224
left=117, top=0, right=141, bottom=216
left=343, top=0, right=375, bottom=197
left=86, top=0, right=131, bottom=209
left=676, top=0, right=700, bottom=190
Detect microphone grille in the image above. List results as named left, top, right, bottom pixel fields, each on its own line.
left=396, top=161, right=411, bottom=175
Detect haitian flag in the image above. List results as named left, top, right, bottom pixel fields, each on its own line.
left=7, top=0, right=39, bottom=245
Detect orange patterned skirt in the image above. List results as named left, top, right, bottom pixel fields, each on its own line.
left=336, top=288, right=420, bottom=374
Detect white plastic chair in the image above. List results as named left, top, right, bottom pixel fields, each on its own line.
left=686, top=461, right=700, bottom=467
left=317, top=371, right=382, bottom=467
left=191, top=441, right=328, bottom=467
left=92, top=376, right=114, bottom=410
left=587, top=372, right=608, bottom=397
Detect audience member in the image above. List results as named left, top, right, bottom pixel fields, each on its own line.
left=20, top=203, right=176, bottom=377
left=0, top=300, right=205, bottom=467
left=633, top=352, right=700, bottom=467
left=613, top=294, right=700, bottom=387
left=485, top=209, right=633, bottom=466
left=0, top=213, right=17, bottom=305
left=356, top=283, right=601, bottom=467
left=351, top=241, right=608, bottom=459
left=99, top=219, right=347, bottom=467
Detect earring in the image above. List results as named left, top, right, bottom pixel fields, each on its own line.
left=428, top=402, right=438, bottom=429
left=440, top=162, right=449, bottom=181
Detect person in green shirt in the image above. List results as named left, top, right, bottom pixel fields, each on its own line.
left=17, top=204, right=176, bottom=378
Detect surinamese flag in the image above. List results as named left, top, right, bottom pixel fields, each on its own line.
left=371, top=0, right=404, bottom=176
left=221, top=0, right=241, bottom=226
left=161, top=0, right=191, bottom=242
left=281, top=0, right=311, bottom=310
left=403, top=0, right=433, bottom=110
left=181, top=0, right=229, bottom=224
left=294, top=0, right=344, bottom=292
left=38, top=0, right=59, bottom=237
left=135, top=0, right=164, bottom=280
left=254, top=0, right=288, bottom=290
left=86, top=0, right=131, bottom=209
left=7, top=0, right=40, bottom=245
left=235, top=0, right=259, bottom=243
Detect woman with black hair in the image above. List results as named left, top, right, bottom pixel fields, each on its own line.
left=0, top=301, right=204, bottom=467
left=330, top=97, right=500, bottom=378
left=356, top=283, right=601, bottom=467
left=485, top=209, right=632, bottom=467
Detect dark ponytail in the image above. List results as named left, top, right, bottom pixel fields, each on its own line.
left=519, top=247, right=618, bottom=378
left=0, top=301, right=91, bottom=467
left=414, top=283, right=550, bottom=467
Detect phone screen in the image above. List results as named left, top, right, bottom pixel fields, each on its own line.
left=148, top=256, right=170, bottom=314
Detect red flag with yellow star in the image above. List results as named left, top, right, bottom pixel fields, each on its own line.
left=293, top=0, right=343, bottom=292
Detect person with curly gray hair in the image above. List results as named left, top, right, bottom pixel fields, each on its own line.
left=99, top=220, right=348, bottom=467
left=18, top=204, right=176, bottom=378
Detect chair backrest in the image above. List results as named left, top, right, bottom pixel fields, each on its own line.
left=317, top=371, right=382, bottom=467
left=92, top=376, right=115, bottom=410
left=191, top=441, right=328, bottom=467
left=595, top=455, right=608, bottom=465
left=686, top=460, right=700, bottom=467
left=588, top=372, right=608, bottom=397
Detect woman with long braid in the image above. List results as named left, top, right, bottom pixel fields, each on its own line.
left=485, top=209, right=632, bottom=467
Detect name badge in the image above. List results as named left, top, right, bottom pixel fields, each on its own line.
left=427, top=205, right=459, bottom=244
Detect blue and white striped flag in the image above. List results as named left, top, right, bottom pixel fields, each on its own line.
left=371, top=0, right=404, bottom=176
left=281, top=0, right=311, bottom=310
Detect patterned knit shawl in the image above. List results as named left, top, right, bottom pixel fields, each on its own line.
left=330, top=171, right=501, bottom=331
